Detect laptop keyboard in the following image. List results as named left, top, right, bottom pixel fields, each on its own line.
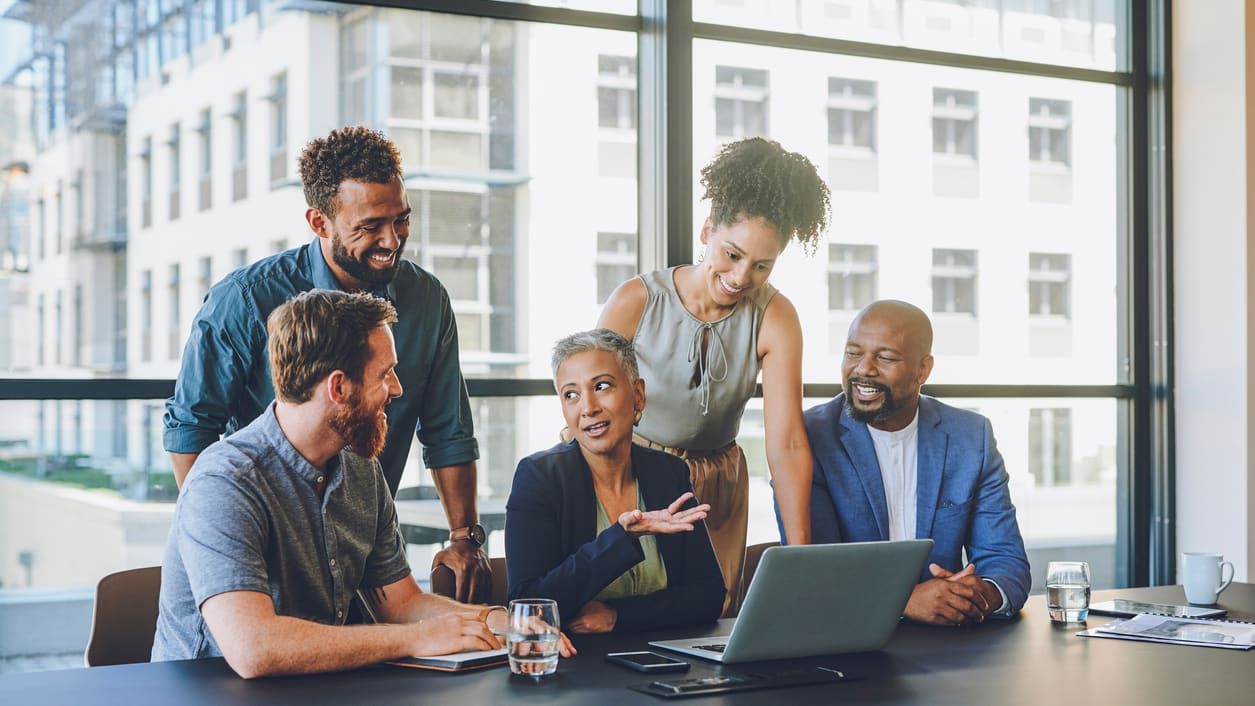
left=692, top=644, right=727, bottom=653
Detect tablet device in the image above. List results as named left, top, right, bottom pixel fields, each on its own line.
left=1089, top=599, right=1227, bottom=619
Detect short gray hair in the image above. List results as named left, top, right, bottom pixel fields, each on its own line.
left=551, top=328, right=639, bottom=383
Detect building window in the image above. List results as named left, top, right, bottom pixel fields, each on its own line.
left=72, top=170, right=84, bottom=242
left=405, top=187, right=516, bottom=354
left=196, top=108, right=212, bottom=211
left=1029, top=97, right=1072, bottom=166
left=72, top=285, right=82, bottom=368
left=595, top=232, right=636, bottom=304
left=1028, top=253, right=1071, bottom=318
left=367, top=12, right=503, bottom=173
left=168, top=264, right=181, bottom=361
left=932, top=88, right=978, bottom=159
left=167, top=123, right=181, bottom=221
left=54, top=289, right=63, bottom=365
left=197, top=256, right=213, bottom=303
left=1029, top=408, right=1072, bottom=487
left=231, top=91, right=248, bottom=201
left=827, top=243, right=877, bottom=312
left=232, top=248, right=248, bottom=269
left=931, top=248, right=978, bottom=315
left=715, top=66, right=769, bottom=140
left=140, top=137, right=152, bottom=228
left=827, top=78, right=876, bottom=151
left=268, top=72, right=288, bottom=186
left=54, top=182, right=62, bottom=254
left=36, top=292, right=45, bottom=366
left=597, top=54, right=637, bottom=178
left=36, top=198, right=45, bottom=260
left=141, top=270, right=152, bottom=363
left=271, top=238, right=287, bottom=254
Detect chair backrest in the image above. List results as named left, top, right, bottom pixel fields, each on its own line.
left=733, top=541, right=779, bottom=617
left=84, top=566, right=162, bottom=667
left=430, top=557, right=507, bottom=607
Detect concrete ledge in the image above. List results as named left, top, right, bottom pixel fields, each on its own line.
left=0, top=587, right=93, bottom=660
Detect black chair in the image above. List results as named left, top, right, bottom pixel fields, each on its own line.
left=84, top=566, right=162, bottom=667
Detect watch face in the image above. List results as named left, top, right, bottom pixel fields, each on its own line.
left=469, top=523, right=486, bottom=546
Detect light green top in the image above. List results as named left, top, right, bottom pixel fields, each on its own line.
left=593, top=489, right=669, bottom=601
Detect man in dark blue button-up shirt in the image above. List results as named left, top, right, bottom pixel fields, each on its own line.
left=164, top=127, right=490, bottom=600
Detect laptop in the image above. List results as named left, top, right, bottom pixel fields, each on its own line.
left=650, top=539, right=933, bottom=663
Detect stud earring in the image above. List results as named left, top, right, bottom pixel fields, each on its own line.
left=633, top=409, right=643, bottom=426
left=697, top=250, right=705, bottom=264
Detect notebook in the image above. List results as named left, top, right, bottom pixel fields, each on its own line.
left=650, top=539, right=933, bottom=664
left=386, top=647, right=508, bottom=672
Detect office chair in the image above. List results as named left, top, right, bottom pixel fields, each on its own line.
left=430, top=556, right=507, bottom=606
left=732, top=541, right=780, bottom=617
left=84, top=565, right=162, bottom=667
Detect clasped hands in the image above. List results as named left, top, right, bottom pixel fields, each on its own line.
left=904, top=563, right=1004, bottom=627
left=616, top=491, right=710, bottom=539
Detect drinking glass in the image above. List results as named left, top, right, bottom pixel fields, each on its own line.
left=1046, top=561, right=1091, bottom=623
left=507, top=598, right=561, bottom=678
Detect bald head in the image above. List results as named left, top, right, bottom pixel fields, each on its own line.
left=851, top=300, right=933, bottom=359
left=842, top=300, right=935, bottom=431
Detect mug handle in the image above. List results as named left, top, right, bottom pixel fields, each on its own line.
left=1214, top=564, right=1234, bottom=596
left=1218, top=561, right=1235, bottom=594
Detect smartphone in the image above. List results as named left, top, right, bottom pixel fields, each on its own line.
left=605, top=651, right=691, bottom=673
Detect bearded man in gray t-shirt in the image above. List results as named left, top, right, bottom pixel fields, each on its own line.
left=152, top=290, right=573, bottom=677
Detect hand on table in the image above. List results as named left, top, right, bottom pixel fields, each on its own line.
left=904, top=563, right=1002, bottom=626
left=432, top=541, right=492, bottom=603
left=568, top=600, right=617, bottom=634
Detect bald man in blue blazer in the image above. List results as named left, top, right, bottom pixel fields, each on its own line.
left=793, top=300, right=1030, bottom=626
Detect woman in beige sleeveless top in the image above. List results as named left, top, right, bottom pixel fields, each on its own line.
left=598, top=137, right=831, bottom=615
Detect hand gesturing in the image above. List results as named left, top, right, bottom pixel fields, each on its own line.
left=618, top=491, right=710, bottom=538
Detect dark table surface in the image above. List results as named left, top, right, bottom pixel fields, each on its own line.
left=4, top=584, right=1254, bottom=705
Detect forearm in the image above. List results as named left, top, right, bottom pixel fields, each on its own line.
left=170, top=452, right=198, bottom=488
left=766, top=444, right=813, bottom=544
left=430, top=462, right=478, bottom=529
left=219, top=615, right=416, bottom=678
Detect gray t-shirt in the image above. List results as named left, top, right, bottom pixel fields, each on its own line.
left=152, top=403, right=412, bottom=661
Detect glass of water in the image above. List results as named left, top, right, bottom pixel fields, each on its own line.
left=507, top=598, right=561, bottom=679
left=1046, top=561, right=1091, bottom=623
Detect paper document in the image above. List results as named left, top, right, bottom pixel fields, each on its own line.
left=386, top=647, right=509, bottom=672
left=1078, top=614, right=1255, bottom=650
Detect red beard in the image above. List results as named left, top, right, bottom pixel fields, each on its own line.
left=329, top=389, right=388, bottom=459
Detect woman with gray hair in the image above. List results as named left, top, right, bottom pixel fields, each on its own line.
left=505, top=329, right=726, bottom=633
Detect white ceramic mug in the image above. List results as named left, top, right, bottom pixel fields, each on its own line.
left=1180, top=552, right=1235, bottom=605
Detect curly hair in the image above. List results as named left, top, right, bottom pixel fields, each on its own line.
left=700, top=137, right=831, bottom=256
left=297, top=126, right=404, bottom=219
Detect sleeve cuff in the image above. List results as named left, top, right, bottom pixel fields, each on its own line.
left=162, top=425, right=221, bottom=455
left=421, top=437, right=480, bottom=469
left=982, top=578, right=1013, bottom=617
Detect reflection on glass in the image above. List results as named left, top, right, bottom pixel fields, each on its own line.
left=693, top=0, right=1124, bottom=71
left=694, top=39, right=1120, bottom=385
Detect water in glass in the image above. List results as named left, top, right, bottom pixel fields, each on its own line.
left=1047, top=583, right=1091, bottom=622
left=506, top=631, right=559, bottom=677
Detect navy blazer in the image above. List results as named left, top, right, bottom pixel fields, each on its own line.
left=505, top=441, right=725, bottom=632
left=799, top=394, right=1031, bottom=613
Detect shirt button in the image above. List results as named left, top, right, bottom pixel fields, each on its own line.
left=330, top=558, right=337, bottom=567
left=337, top=609, right=344, bottom=620
left=317, top=476, right=324, bottom=484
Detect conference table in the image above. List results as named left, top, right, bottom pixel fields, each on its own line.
left=3, top=584, right=1253, bottom=705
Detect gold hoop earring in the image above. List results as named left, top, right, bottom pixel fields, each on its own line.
left=633, top=409, right=643, bottom=426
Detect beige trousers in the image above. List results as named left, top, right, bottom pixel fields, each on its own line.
left=633, top=434, right=749, bottom=618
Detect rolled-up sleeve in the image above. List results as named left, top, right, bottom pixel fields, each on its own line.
left=414, top=282, right=478, bottom=469
left=163, top=281, right=263, bottom=454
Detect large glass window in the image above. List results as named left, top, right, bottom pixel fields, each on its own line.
left=0, top=0, right=1156, bottom=673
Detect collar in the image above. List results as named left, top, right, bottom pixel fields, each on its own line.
left=305, top=236, right=398, bottom=301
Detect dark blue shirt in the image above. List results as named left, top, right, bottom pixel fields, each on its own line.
left=163, top=238, right=478, bottom=493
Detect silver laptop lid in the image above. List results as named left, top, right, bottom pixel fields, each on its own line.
left=722, top=539, right=933, bottom=662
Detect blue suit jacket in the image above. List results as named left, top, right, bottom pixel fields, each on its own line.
left=801, top=394, right=1031, bottom=613
left=505, top=441, right=725, bottom=632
